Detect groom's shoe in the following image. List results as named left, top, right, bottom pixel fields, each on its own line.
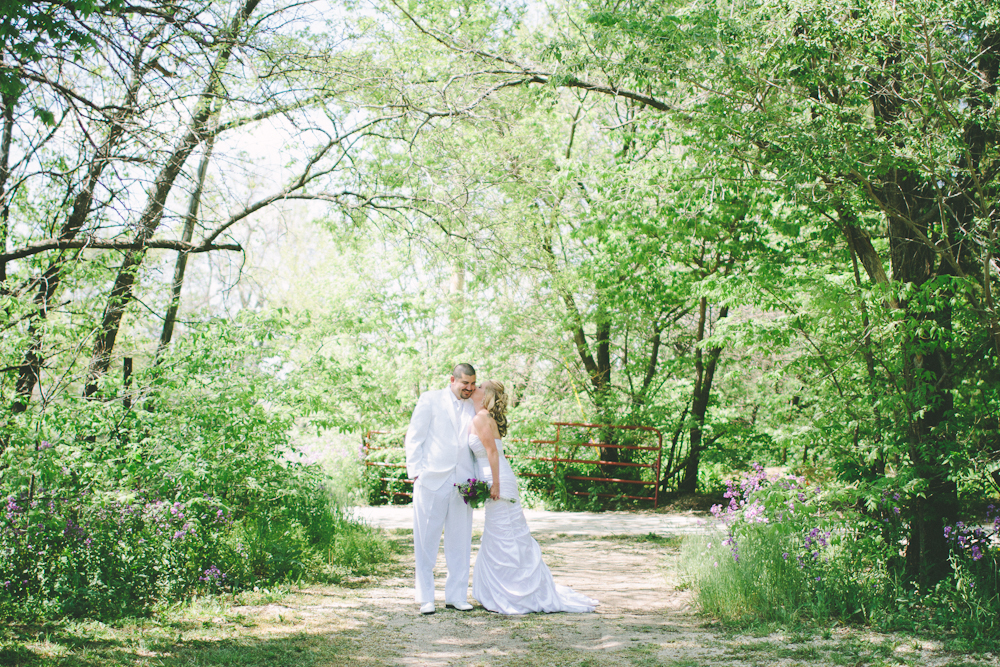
left=445, top=601, right=473, bottom=611
left=420, top=602, right=435, bottom=615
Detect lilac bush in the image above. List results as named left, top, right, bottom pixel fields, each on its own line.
left=942, top=505, right=1000, bottom=619
left=944, top=505, right=999, bottom=563
left=0, top=315, right=396, bottom=622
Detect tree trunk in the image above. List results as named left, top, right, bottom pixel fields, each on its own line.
left=887, top=200, right=959, bottom=587
left=638, top=323, right=662, bottom=403
left=84, top=0, right=262, bottom=397
left=660, top=403, right=688, bottom=492
left=591, top=302, right=621, bottom=468
left=448, top=259, right=465, bottom=327
left=843, top=212, right=886, bottom=476
left=156, top=135, right=214, bottom=359
left=0, top=88, right=14, bottom=286
left=680, top=299, right=727, bottom=493
left=867, top=43, right=960, bottom=587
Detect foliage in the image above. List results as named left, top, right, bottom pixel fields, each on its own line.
left=0, top=313, right=394, bottom=620
left=0, top=0, right=123, bottom=102
left=0, top=490, right=234, bottom=619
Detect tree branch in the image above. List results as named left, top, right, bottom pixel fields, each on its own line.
left=387, top=0, right=674, bottom=112
left=1, top=238, right=241, bottom=262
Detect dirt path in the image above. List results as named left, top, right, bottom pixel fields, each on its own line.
left=224, top=508, right=998, bottom=667
left=240, top=518, right=707, bottom=666
left=355, top=506, right=708, bottom=665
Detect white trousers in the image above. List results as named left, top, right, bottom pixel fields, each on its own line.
left=412, top=480, right=473, bottom=604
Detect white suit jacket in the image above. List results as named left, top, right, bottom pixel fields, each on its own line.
left=404, top=387, right=475, bottom=491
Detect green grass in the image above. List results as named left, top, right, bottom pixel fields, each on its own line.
left=622, top=642, right=664, bottom=667
left=0, top=518, right=405, bottom=667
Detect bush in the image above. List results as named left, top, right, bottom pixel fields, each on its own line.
left=361, top=448, right=412, bottom=506
left=0, top=314, right=394, bottom=621
left=682, top=463, right=875, bottom=623
left=0, top=491, right=234, bottom=619
left=682, top=464, right=1000, bottom=640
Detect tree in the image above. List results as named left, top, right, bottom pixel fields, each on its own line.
left=1, top=0, right=520, bottom=421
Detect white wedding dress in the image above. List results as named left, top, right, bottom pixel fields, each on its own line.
left=469, top=433, right=598, bottom=614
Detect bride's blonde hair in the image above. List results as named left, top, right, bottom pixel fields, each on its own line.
left=481, top=380, right=508, bottom=437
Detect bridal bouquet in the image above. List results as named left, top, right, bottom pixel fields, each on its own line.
left=455, top=478, right=516, bottom=508
left=455, top=478, right=490, bottom=508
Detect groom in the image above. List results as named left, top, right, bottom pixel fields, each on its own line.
left=404, top=363, right=477, bottom=615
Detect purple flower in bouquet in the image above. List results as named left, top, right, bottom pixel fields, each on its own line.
left=455, top=478, right=491, bottom=508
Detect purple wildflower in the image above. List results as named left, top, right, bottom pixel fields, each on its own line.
left=743, top=501, right=768, bottom=524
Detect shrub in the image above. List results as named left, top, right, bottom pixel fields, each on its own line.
left=682, top=463, right=875, bottom=623
left=0, top=491, right=234, bottom=619
left=0, top=314, right=395, bottom=621
left=682, top=464, right=1000, bottom=640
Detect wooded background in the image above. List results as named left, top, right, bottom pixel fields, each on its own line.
left=1, top=0, right=998, bottom=594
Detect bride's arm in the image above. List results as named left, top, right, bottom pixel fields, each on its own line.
left=473, top=414, right=502, bottom=500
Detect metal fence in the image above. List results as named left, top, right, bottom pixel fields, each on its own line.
left=508, top=422, right=663, bottom=507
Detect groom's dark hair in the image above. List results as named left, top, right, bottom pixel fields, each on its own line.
left=452, top=363, right=476, bottom=378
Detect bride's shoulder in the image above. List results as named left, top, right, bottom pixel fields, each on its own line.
left=472, top=410, right=493, bottom=424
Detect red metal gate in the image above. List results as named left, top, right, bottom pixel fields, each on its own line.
left=509, top=422, right=663, bottom=508
left=362, top=422, right=664, bottom=507
left=362, top=430, right=411, bottom=501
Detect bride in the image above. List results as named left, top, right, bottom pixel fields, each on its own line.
left=468, top=380, right=598, bottom=614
